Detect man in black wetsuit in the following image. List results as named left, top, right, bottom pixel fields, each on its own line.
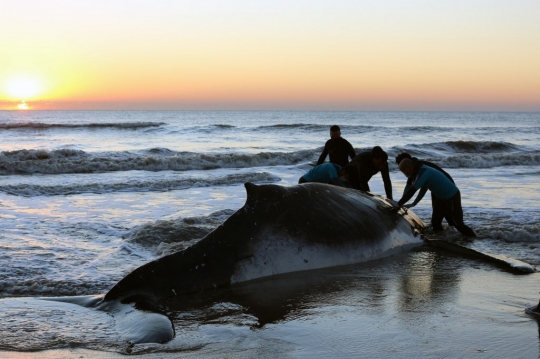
left=317, top=125, right=356, bottom=167
left=342, top=146, right=393, bottom=199
left=395, top=152, right=456, bottom=228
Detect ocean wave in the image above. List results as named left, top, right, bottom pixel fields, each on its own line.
left=126, top=209, right=234, bottom=256
left=0, top=148, right=315, bottom=174
left=386, top=151, right=540, bottom=170
left=1, top=148, right=86, bottom=161
left=479, top=223, right=540, bottom=243
left=387, top=140, right=540, bottom=169
left=406, top=140, right=521, bottom=154
left=259, top=123, right=324, bottom=130
left=145, top=147, right=176, bottom=154
left=257, top=124, right=380, bottom=132
left=435, top=152, right=540, bottom=169
left=0, top=122, right=165, bottom=130
left=0, top=210, right=232, bottom=297
left=1, top=142, right=538, bottom=175
left=0, top=277, right=108, bottom=297
left=0, top=172, right=281, bottom=196
left=400, top=126, right=454, bottom=132
left=475, top=222, right=540, bottom=265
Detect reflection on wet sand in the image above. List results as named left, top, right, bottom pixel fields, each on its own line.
left=159, top=248, right=469, bottom=329
left=396, top=249, right=462, bottom=314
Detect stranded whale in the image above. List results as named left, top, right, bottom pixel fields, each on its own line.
left=104, top=182, right=425, bottom=304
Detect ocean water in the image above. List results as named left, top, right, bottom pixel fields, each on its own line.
left=1, top=110, right=540, bottom=357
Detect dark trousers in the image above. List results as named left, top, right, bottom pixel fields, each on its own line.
left=431, top=192, right=456, bottom=227
left=431, top=191, right=476, bottom=237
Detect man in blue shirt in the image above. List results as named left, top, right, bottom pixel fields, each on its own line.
left=299, top=163, right=343, bottom=184
left=394, top=158, right=476, bottom=237
left=395, top=152, right=456, bottom=227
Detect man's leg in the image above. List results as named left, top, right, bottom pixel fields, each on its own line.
left=448, top=191, right=476, bottom=237
left=432, top=192, right=456, bottom=226
left=431, top=196, right=446, bottom=231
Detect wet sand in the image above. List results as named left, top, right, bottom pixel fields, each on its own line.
left=1, top=249, right=539, bottom=358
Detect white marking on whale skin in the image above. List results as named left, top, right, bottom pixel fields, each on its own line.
left=230, top=227, right=423, bottom=284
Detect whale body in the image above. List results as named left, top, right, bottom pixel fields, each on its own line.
left=104, top=183, right=425, bottom=304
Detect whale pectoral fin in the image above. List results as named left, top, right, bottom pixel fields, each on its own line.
left=425, top=238, right=536, bottom=274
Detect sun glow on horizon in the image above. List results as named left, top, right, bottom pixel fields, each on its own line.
left=17, top=101, right=29, bottom=110
left=3, top=75, right=44, bottom=101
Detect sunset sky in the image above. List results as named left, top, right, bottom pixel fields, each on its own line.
left=1, top=0, right=539, bottom=111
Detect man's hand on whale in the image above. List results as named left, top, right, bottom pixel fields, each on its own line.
left=387, top=199, right=401, bottom=210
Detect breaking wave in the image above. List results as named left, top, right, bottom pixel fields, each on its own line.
left=0, top=122, right=166, bottom=130
left=0, top=210, right=232, bottom=297
left=388, top=141, right=539, bottom=169
left=406, top=140, right=521, bottom=154
left=480, top=222, right=540, bottom=243
left=126, top=209, right=234, bottom=256
left=0, top=172, right=280, bottom=196
left=435, top=152, right=540, bottom=169
left=260, top=123, right=325, bottom=130
left=257, top=123, right=379, bottom=133
left=1, top=140, right=538, bottom=175
left=0, top=148, right=316, bottom=175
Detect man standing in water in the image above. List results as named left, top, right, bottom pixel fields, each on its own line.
left=343, top=146, right=393, bottom=199
left=393, top=158, right=476, bottom=237
left=317, top=125, right=356, bottom=167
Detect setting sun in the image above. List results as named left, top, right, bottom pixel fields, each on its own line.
left=3, top=76, right=44, bottom=100
left=17, top=101, right=29, bottom=110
